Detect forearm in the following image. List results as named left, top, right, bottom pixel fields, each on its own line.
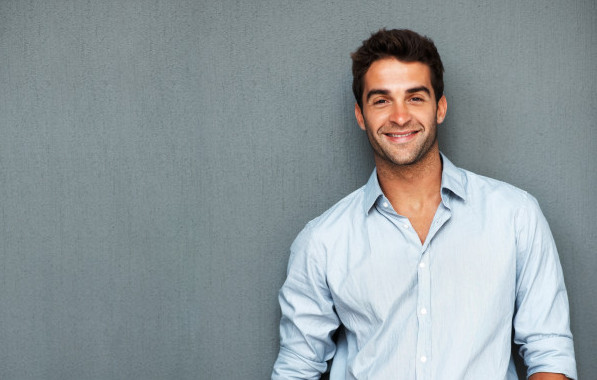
left=529, top=373, right=568, bottom=380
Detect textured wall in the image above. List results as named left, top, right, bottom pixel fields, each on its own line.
left=0, top=1, right=594, bottom=379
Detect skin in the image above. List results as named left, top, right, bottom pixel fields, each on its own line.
left=529, top=373, right=568, bottom=380
left=354, top=57, right=569, bottom=380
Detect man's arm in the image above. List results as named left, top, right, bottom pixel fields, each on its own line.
left=513, top=194, right=577, bottom=380
left=272, top=223, right=340, bottom=380
left=529, top=373, right=568, bottom=380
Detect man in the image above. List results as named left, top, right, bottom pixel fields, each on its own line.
left=272, top=29, right=576, bottom=380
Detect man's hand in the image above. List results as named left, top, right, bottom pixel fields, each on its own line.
left=529, top=373, right=568, bottom=380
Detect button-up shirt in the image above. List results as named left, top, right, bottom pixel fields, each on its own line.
left=272, top=154, right=576, bottom=380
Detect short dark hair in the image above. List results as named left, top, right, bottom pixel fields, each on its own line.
left=351, top=29, right=444, bottom=108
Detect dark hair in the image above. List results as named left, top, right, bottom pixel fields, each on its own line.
left=351, top=29, right=444, bottom=108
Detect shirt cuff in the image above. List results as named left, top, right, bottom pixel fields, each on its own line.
left=522, top=336, right=577, bottom=380
left=272, top=346, right=327, bottom=380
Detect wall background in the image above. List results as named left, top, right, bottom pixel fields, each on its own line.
left=0, top=1, right=594, bottom=379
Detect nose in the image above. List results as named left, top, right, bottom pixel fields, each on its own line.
left=389, top=102, right=411, bottom=126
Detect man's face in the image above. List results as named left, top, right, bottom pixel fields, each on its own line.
left=355, top=58, right=447, bottom=169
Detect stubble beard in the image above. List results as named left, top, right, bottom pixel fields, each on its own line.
left=366, top=120, right=438, bottom=169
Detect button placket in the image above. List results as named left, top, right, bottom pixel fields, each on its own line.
left=416, top=249, right=431, bottom=378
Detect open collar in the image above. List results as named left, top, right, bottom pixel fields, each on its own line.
left=362, top=152, right=468, bottom=215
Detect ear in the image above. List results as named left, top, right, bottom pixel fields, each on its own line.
left=355, top=103, right=366, bottom=131
left=436, top=95, right=447, bottom=124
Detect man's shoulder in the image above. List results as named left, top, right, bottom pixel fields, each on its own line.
left=442, top=154, right=537, bottom=210
left=460, top=167, right=537, bottom=209
left=310, top=185, right=368, bottom=228
left=296, top=185, right=368, bottom=244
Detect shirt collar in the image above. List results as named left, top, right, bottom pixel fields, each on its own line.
left=362, top=152, right=468, bottom=215
left=363, top=168, right=384, bottom=214
left=439, top=152, right=467, bottom=202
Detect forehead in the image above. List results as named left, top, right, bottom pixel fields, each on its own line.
left=363, top=58, right=433, bottom=91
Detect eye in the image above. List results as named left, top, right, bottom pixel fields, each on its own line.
left=373, top=99, right=388, bottom=105
left=410, top=97, right=424, bottom=102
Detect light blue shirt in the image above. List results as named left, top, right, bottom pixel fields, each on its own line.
left=272, top=154, right=576, bottom=380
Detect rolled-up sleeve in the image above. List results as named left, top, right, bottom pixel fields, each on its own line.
left=513, top=194, right=577, bottom=379
left=272, top=223, right=340, bottom=380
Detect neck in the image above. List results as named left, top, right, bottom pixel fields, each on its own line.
left=375, top=148, right=443, bottom=210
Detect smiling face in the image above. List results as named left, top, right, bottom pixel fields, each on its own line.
left=355, top=58, right=447, bottom=170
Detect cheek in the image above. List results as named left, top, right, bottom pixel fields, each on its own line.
left=364, top=111, right=387, bottom=126
left=416, top=109, right=439, bottom=125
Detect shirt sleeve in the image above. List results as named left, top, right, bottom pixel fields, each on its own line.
left=513, top=194, right=577, bottom=379
left=272, top=222, right=340, bottom=380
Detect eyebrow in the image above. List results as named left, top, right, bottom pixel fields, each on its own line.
left=366, top=86, right=431, bottom=102
left=406, top=86, right=431, bottom=96
left=365, top=89, right=390, bottom=102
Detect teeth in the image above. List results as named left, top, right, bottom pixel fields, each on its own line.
left=387, top=132, right=415, bottom=137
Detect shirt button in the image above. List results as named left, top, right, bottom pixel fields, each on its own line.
left=382, top=202, right=389, bottom=208
left=419, top=262, right=426, bottom=268
left=403, top=224, right=409, bottom=229
left=420, top=308, right=427, bottom=315
left=420, top=356, right=427, bottom=363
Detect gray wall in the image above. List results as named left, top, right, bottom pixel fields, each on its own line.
left=0, top=1, right=594, bottom=379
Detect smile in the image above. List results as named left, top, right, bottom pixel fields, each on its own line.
left=386, top=132, right=417, bottom=137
